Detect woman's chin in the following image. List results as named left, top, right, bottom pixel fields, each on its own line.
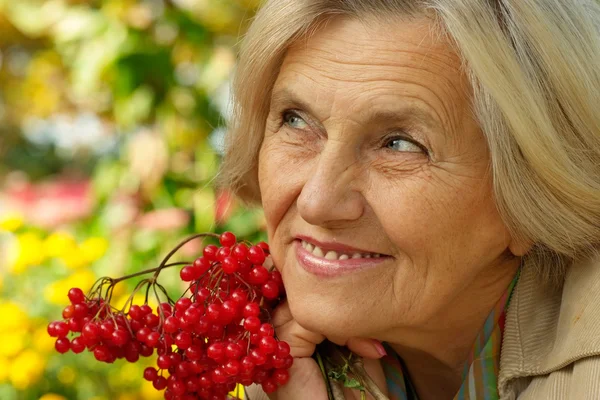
left=285, top=288, right=369, bottom=339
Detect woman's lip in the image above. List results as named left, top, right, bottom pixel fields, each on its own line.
left=294, top=240, right=388, bottom=277
left=295, top=235, right=386, bottom=256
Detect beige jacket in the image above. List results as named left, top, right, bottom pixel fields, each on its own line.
left=498, top=254, right=600, bottom=399
left=248, top=255, right=600, bottom=400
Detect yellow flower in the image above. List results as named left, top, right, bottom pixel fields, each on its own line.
left=230, top=384, right=245, bottom=398
left=10, top=232, right=45, bottom=273
left=0, top=212, right=24, bottom=232
left=43, top=281, right=66, bottom=306
left=79, top=237, right=109, bottom=263
left=57, top=366, right=76, bottom=385
left=140, top=380, right=164, bottom=400
left=9, top=349, right=45, bottom=389
left=32, top=325, right=56, bottom=353
left=0, top=330, right=26, bottom=358
left=44, top=270, right=97, bottom=306
left=0, top=356, right=9, bottom=382
left=110, top=362, right=141, bottom=386
left=117, top=395, right=137, bottom=400
left=61, top=248, right=88, bottom=269
left=39, top=394, right=68, bottom=400
left=44, top=232, right=77, bottom=259
left=0, top=302, right=29, bottom=333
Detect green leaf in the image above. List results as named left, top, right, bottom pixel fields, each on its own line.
left=343, top=378, right=365, bottom=390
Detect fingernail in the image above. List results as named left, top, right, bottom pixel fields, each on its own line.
left=372, top=339, right=387, bottom=357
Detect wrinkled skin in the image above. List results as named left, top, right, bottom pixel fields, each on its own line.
left=256, top=16, right=523, bottom=399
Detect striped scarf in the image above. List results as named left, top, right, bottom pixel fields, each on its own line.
left=381, top=270, right=520, bottom=400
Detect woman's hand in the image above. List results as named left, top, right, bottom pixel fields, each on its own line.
left=252, top=299, right=387, bottom=400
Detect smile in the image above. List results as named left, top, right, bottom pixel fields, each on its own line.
left=295, top=240, right=389, bottom=277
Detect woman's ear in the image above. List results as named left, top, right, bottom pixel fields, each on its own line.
left=509, top=236, right=534, bottom=257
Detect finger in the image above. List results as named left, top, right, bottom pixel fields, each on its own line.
left=271, top=300, right=325, bottom=357
left=275, top=318, right=325, bottom=358
left=271, top=299, right=293, bottom=329
left=345, top=337, right=387, bottom=359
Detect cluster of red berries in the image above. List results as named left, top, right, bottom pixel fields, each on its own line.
left=47, top=232, right=292, bottom=400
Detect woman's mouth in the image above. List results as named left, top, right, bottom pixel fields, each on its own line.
left=294, top=239, right=390, bottom=277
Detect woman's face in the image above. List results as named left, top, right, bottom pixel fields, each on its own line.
left=258, top=16, right=520, bottom=341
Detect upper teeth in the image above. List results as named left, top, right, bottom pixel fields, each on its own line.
left=301, top=240, right=382, bottom=260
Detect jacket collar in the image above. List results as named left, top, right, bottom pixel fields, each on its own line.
left=498, top=254, right=600, bottom=396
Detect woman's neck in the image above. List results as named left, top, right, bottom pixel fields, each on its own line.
left=386, top=258, right=520, bottom=400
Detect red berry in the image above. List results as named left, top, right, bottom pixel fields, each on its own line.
left=183, top=306, right=202, bottom=325
left=241, top=356, right=255, bottom=373
left=219, top=231, right=236, bottom=247
left=185, top=344, right=203, bottom=361
left=257, top=241, right=270, bottom=254
left=128, top=305, right=143, bottom=321
left=261, top=280, right=280, bottom=299
left=93, top=345, right=111, bottom=362
left=175, top=297, right=192, bottom=312
left=250, top=348, right=267, bottom=365
left=216, top=246, right=231, bottom=262
left=111, top=328, right=129, bottom=346
left=276, top=341, right=291, bottom=358
left=259, top=336, right=277, bottom=354
left=54, top=321, right=69, bottom=338
left=249, top=265, right=269, bottom=285
left=203, top=245, right=219, bottom=261
left=99, top=321, right=115, bottom=339
left=157, top=354, right=171, bottom=369
left=232, top=243, right=249, bottom=260
left=153, top=376, right=168, bottom=390
left=262, top=378, right=278, bottom=393
left=220, top=300, right=238, bottom=323
left=47, top=322, right=58, bottom=337
left=168, top=379, right=186, bottom=396
left=211, top=367, right=227, bottom=384
left=145, top=313, right=160, bottom=328
left=82, top=322, right=100, bottom=344
left=62, top=305, right=75, bottom=319
left=230, top=289, right=248, bottom=306
left=175, top=331, right=192, bottom=349
left=225, top=343, right=243, bottom=360
left=243, top=302, right=260, bottom=318
left=146, top=331, right=160, bottom=348
left=207, top=342, right=225, bottom=361
left=163, top=316, right=179, bottom=333
left=68, top=288, right=86, bottom=304
left=206, top=303, right=221, bottom=322
left=70, top=336, right=85, bottom=353
left=259, top=323, right=275, bottom=337
left=180, top=265, right=199, bottom=282
left=221, top=256, right=239, bottom=274
left=243, top=316, right=261, bottom=333
left=193, top=257, right=211, bottom=274
left=68, top=318, right=82, bottom=333
left=224, top=360, right=241, bottom=376
left=144, top=367, right=158, bottom=381
left=55, top=337, right=70, bottom=354
left=248, top=246, right=266, bottom=265
left=140, top=304, right=153, bottom=316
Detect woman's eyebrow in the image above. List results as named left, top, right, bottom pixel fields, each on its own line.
left=270, top=88, right=316, bottom=115
left=270, top=87, right=441, bottom=132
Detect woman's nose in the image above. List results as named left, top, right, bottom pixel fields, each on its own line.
left=296, top=145, right=365, bottom=226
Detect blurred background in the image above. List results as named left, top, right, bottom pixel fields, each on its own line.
left=0, top=1, right=266, bottom=399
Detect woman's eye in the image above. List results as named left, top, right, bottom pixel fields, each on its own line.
left=282, top=111, right=308, bottom=129
left=385, top=137, right=424, bottom=153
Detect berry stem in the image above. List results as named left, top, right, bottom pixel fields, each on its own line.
left=112, top=261, right=191, bottom=284
left=151, top=233, right=219, bottom=280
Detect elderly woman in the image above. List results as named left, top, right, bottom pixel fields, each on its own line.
left=218, top=0, right=600, bottom=399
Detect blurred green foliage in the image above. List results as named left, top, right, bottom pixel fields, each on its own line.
left=0, top=1, right=265, bottom=399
